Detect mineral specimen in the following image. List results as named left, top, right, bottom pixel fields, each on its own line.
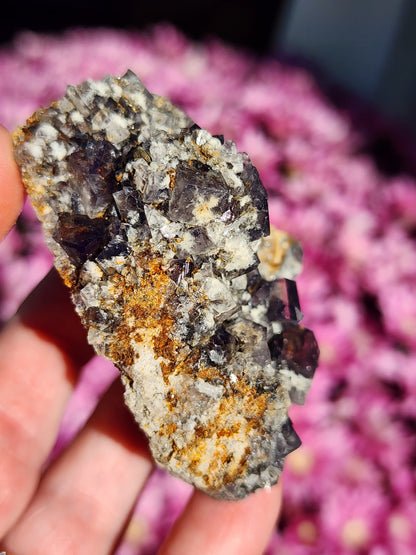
left=12, top=71, right=319, bottom=500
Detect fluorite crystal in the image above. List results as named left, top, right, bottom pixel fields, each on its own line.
left=12, top=71, right=318, bottom=500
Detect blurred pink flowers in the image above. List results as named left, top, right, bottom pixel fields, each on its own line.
left=0, top=24, right=415, bottom=554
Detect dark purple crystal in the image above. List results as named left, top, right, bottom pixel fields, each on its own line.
left=53, top=213, right=109, bottom=265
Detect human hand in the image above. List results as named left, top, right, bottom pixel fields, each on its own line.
left=0, top=125, right=282, bottom=554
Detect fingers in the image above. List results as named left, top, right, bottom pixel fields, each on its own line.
left=18, top=268, right=94, bottom=369
left=159, top=481, right=282, bottom=555
left=3, top=379, right=153, bottom=555
left=0, top=125, right=25, bottom=239
left=0, top=270, right=93, bottom=536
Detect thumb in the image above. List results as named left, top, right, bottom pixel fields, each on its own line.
left=0, top=125, right=25, bottom=239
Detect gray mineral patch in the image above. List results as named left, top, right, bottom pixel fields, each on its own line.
left=13, top=71, right=319, bottom=500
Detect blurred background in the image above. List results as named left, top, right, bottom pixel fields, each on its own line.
left=2, top=0, right=416, bottom=142
left=1, top=2, right=416, bottom=554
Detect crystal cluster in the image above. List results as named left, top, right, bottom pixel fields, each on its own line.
left=12, top=71, right=318, bottom=500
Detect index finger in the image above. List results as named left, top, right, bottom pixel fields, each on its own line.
left=0, top=125, right=25, bottom=238
left=159, top=482, right=282, bottom=554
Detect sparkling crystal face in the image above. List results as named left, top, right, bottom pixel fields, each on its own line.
left=13, top=71, right=318, bottom=500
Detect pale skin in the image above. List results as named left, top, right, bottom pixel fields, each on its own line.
left=0, top=125, right=282, bottom=554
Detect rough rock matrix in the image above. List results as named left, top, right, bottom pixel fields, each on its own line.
left=12, top=71, right=318, bottom=500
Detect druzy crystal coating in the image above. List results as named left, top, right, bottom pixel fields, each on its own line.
left=13, top=71, right=318, bottom=500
